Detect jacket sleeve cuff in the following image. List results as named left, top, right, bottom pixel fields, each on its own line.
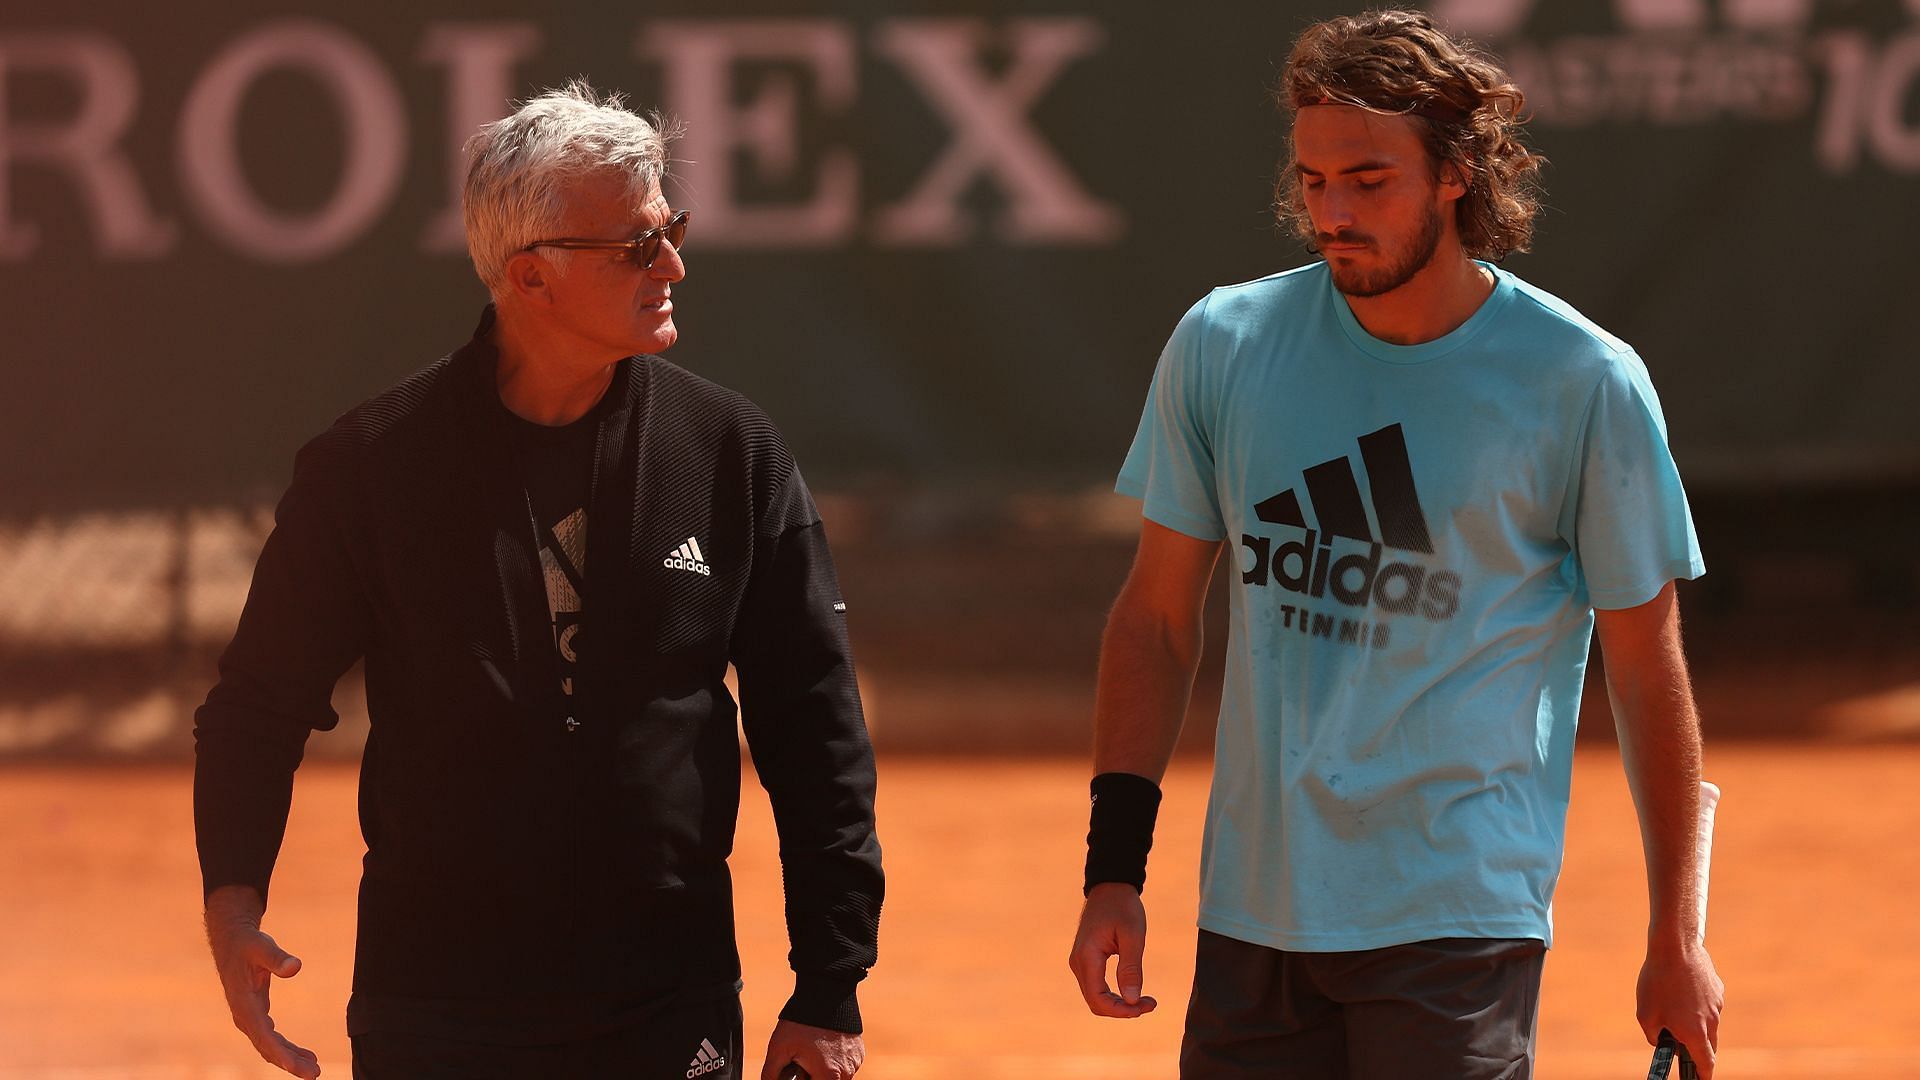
left=780, top=974, right=863, bottom=1034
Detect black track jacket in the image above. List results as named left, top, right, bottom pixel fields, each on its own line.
left=193, top=309, right=882, bottom=1039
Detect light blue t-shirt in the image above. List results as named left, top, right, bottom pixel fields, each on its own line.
left=1118, top=262, right=1703, bottom=952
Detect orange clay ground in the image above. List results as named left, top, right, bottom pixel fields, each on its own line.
left=1, top=746, right=1916, bottom=1079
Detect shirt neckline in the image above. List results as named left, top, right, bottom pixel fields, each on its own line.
left=1328, top=261, right=1514, bottom=366
left=499, top=393, right=607, bottom=442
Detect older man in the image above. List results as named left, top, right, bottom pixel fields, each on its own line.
left=195, top=82, right=881, bottom=1080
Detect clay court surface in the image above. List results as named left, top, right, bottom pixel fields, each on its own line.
left=0, top=746, right=1915, bottom=1079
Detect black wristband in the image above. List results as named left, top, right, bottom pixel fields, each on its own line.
left=1084, top=772, right=1162, bottom=896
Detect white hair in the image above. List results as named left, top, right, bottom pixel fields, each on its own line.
left=461, top=79, right=678, bottom=297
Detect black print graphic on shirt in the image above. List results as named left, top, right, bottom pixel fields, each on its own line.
left=537, top=508, right=587, bottom=696
left=1239, top=424, right=1462, bottom=649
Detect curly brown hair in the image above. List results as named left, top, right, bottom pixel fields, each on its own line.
left=1276, top=9, right=1545, bottom=261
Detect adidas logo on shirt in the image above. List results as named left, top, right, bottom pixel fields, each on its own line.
left=1240, top=423, right=1462, bottom=625
left=685, top=1037, right=728, bottom=1077
left=664, top=536, right=713, bottom=577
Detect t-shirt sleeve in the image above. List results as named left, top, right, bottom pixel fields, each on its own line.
left=1560, top=352, right=1706, bottom=609
left=1115, top=294, right=1226, bottom=541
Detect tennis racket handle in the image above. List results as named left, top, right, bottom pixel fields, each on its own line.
left=776, top=1066, right=810, bottom=1080
left=1652, top=1029, right=1700, bottom=1080
left=1694, top=781, right=1720, bottom=944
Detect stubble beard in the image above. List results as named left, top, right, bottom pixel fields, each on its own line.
left=1326, top=203, right=1446, bottom=299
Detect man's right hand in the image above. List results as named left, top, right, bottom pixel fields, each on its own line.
left=1067, top=883, right=1157, bottom=1018
left=204, top=885, right=320, bottom=1079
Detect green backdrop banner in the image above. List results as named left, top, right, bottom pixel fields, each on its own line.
left=4, top=1, right=1917, bottom=514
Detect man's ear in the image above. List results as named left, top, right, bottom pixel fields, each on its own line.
left=503, top=250, right=553, bottom=306
left=1436, top=158, right=1470, bottom=203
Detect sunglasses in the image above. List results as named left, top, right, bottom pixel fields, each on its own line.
left=524, top=209, right=691, bottom=269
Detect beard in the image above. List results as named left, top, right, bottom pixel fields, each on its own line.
left=1323, top=203, right=1446, bottom=299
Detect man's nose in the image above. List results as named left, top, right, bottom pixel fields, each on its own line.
left=651, top=238, right=686, bottom=281
left=1316, top=188, right=1357, bottom=230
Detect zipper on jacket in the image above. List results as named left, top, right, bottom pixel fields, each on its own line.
left=522, top=487, right=579, bottom=735
left=572, top=414, right=608, bottom=924
left=566, top=409, right=608, bottom=734
left=525, top=485, right=584, bottom=923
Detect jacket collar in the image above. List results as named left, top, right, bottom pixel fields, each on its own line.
left=448, top=304, right=645, bottom=459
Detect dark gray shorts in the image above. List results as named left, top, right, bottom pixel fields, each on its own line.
left=1180, top=929, right=1545, bottom=1080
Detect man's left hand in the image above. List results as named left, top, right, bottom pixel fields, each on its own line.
left=1637, top=938, right=1724, bottom=1079
left=760, top=1019, right=863, bottom=1080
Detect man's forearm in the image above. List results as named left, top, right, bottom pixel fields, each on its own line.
left=1597, top=584, right=1710, bottom=945
left=734, top=519, right=882, bottom=1033
left=1612, top=684, right=1704, bottom=944
left=195, top=444, right=365, bottom=904
left=1603, top=605, right=1706, bottom=946
left=1091, top=602, right=1205, bottom=781
left=194, top=722, right=304, bottom=905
